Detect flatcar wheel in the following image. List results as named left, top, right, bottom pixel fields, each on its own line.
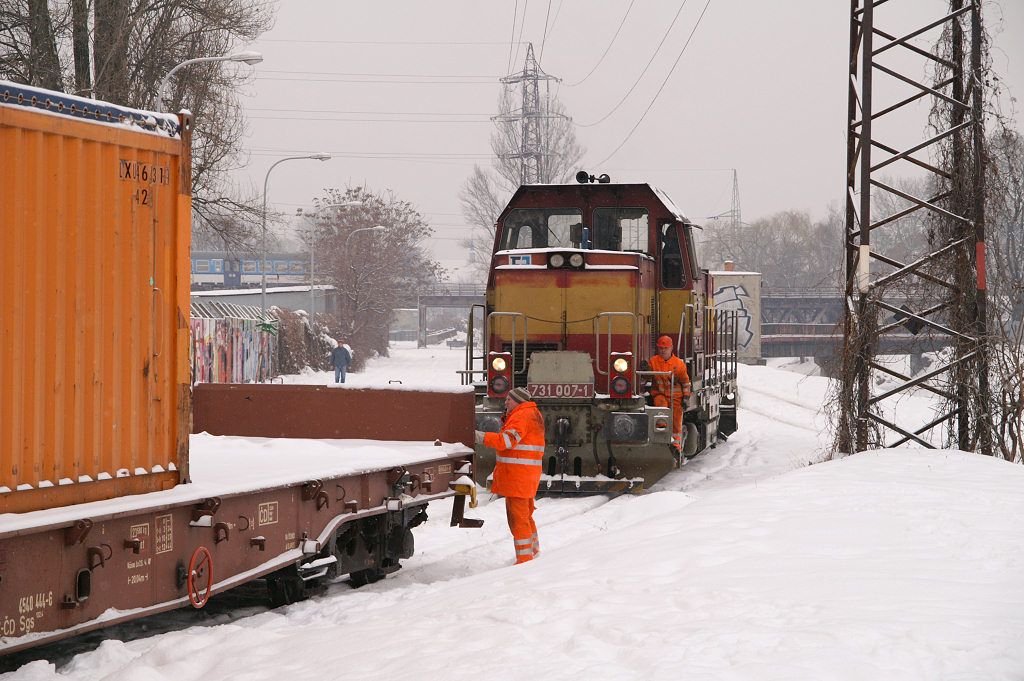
left=348, top=567, right=385, bottom=588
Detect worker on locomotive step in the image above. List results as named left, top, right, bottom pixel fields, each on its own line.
left=474, top=386, right=544, bottom=564
left=330, top=338, right=352, bottom=384
left=648, top=335, right=692, bottom=455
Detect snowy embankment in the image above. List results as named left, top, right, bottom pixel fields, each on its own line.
left=8, top=345, right=1024, bottom=680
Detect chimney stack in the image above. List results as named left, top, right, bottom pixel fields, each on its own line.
left=724, top=260, right=735, bottom=272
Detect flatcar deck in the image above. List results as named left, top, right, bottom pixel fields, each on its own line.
left=0, top=435, right=475, bottom=654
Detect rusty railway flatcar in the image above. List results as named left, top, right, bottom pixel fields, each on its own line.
left=0, top=82, right=480, bottom=656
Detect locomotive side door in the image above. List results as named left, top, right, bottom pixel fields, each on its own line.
left=655, top=221, right=697, bottom=365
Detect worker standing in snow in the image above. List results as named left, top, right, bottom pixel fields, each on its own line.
left=648, top=335, right=692, bottom=457
left=475, top=387, right=545, bottom=564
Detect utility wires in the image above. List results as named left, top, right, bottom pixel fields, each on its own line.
left=594, top=0, right=713, bottom=166
left=563, top=0, right=636, bottom=87
left=575, top=0, right=690, bottom=127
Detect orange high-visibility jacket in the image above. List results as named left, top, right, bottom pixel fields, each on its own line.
left=484, top=400, right=546, bottom=498
left=649, top=354, right=692, bottom=398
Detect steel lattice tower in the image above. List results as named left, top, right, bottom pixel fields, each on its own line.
left=838, top=0, right=991, bottom=454
left=494, top=43, right=563, bottom=184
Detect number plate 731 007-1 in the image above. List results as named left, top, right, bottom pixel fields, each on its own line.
left=528, top=383, right=595, bottom=399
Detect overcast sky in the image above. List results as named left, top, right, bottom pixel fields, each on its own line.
left=228, top=1, right=1024, bottom=279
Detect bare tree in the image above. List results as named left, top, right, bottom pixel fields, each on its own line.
left=313, top=186, right=443, bottom=368
left=699, top=209, right=842, bottom=289
left=0, top=0, right=273, bottom=249
left=984, top=126, right=1024, bottom=461
left=460, top=92, right=586, bottom=277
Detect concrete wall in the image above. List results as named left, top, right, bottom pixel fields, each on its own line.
left=710, top=271, right=762, bottom=364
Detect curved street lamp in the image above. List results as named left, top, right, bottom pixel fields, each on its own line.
left=260, top=154, right=332, bottom=317
left=154, top=51, right=263, bottom=111
left=300, top=201, right=363, bottom=317
left=344, top=225, right=387, bottom=252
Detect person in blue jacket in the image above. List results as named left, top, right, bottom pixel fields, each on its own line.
left=330, top=339, right=352, bottom=383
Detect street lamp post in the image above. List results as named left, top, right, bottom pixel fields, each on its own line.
left=303, top=201, right=363, bottom=317
left=260, top=154, right=332, bottom=318
left=153, top=51, right=263, bottom=111
left=344, top=225, right=388, bottom=252
left=340, top=226, right=387, bottom=336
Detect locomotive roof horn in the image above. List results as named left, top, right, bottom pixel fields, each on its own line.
left=575, top=170, right=611, bottom=184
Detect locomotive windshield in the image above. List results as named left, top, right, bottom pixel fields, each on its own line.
left=500, top=207, right=651, bottom=253
left=500, top=208, right=583, bottom=250
left=593, top=208, right=649, bottom=252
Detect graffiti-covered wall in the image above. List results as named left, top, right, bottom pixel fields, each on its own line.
left=711, top=270, right=762, bottom=363
left=190, top=317, right=276, bottom=384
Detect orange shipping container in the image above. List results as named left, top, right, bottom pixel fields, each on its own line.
left=0, top=83, right=192, bottom=514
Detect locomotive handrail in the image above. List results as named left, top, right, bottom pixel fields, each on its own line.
left=635, top=369, right=675, bottom=397
left=593, top=312, right=637, bottom=376
left=487, top=311, right=529, bottom=375
left=677, top=303, right=695, bottom=363
left=463, top=303, right=487, bottom=385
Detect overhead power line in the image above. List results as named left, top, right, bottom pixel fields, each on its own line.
left=249, top=107, right=492, bottom=116
left=510, top=0, right=530, bottom=74
left=250, top=147, right=490, bottom=159
left=539, top=0, right=554, bottom=63
left=593, top=0, right=713, bottom=166
left=254, top=76, right=495, bottom=85
left=507, top=0, right=521, bottom=74
left=563, top=0, right=637, bottom=87
left=259, top=69, right=500, bottom=78
left=259, top=39, right=518, bottom=46
left=248, top=115, right=492, bottom=124
left=575, top=0, right=690, bottom=127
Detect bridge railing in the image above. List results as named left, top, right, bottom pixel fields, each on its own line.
left=420, top=283, right=486, bottom=298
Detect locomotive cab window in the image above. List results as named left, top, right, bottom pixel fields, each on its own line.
left=593, top=208, right=649, bottom=252
left=500, top=208, right=583, bottom=250
left=659, top=223, right=684, bottom=289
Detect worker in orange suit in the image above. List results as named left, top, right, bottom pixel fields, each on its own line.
left=649, top=335, right=692, bottom=456
left=475, top=387, right=545, bottom=564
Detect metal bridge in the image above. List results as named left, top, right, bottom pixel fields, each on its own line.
left=761, top=288, right=953, bottom=373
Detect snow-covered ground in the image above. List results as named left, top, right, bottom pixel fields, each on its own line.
left=6, top=344, right=1024, bottom=680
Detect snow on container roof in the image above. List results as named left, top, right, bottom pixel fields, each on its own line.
left=0, top=80, right=181, bottom=138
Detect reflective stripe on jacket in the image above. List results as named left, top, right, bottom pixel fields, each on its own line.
left=484, top=400, right=546, bottom=498
left=649, top=353, right=692, bottom=398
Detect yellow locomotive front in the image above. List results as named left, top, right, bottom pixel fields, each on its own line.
left=467, top=174, right=739, bottom=494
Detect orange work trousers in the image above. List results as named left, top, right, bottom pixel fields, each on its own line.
left=653, top=392, right=684, bottom=450
left=506, top=496, right=539, bottom=564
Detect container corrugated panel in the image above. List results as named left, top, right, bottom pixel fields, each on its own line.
left=0, top=83, right=192, bottom=513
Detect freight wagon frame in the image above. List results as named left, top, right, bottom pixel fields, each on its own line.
left=0, top=418, right=480, bottom=655
left=0, top=83, right=481, bottom=656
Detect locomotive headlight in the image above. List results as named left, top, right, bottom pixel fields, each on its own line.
left=612, top=357, right=629, bottom=373
left=491, top=356, right=507, bottom=372
left=549, top=253, right=565, bottom=268
left=569, top=253, right=584, bottom=267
